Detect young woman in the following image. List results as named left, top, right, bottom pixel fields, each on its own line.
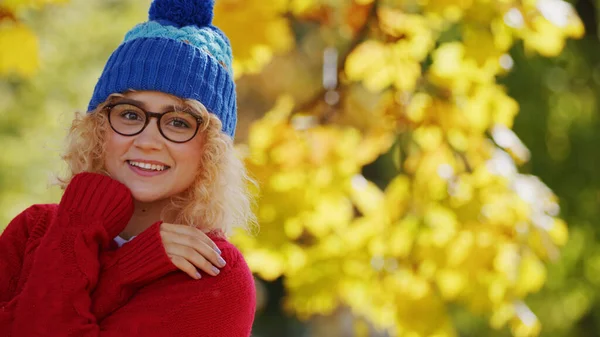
left=0, top=0, right=257, bottom=336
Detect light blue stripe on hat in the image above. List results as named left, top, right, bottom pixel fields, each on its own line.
left=124, top=21, right=233, bottom=75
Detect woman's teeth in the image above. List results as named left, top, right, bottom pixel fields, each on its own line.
left=128, top=160, right=169, bottom=171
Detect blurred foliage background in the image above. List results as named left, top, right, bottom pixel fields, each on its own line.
left=0, top=0, right=598, bottom=336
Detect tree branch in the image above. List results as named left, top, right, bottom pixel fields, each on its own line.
left=290, top=0, right=380, bottom=117
left=0, top=7, right=17, bottom=22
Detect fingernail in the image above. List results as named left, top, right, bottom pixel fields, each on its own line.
left=212, top=266, right=220, bottom=275
left=195, top=271, right=202, bottom=280
left=215, top=247, right=222, bottom=255
left=217, top=256, right=226, bottom=267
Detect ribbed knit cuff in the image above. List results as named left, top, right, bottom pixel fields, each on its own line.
left=106, top=221, right=177, bottom=286
left=60, top=172, right=134, bottom=238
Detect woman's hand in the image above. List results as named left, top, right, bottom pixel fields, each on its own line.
left=159, top=222, right=226, bottom=279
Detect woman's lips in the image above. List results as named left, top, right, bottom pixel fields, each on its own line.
left=127, top=161, right=170, bottom=177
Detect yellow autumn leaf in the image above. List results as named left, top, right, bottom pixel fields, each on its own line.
left=2, top=0, right=69, bottom=11
left=0, top=21, right=39, bottom=77
left=515, top=253, right=547, bottom=296
left=213, top=0, right=293, bottom=78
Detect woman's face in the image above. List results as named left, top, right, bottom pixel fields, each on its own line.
left=103, top=91, right=204, bottom=203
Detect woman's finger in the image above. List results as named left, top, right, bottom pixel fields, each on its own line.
left=164, top=243, right=221, bottom=277
left=162, top=230, right=226, bottom=269
left=169, top=255, right=202, bottom=280
left=161, top=222, right=221, bottom=254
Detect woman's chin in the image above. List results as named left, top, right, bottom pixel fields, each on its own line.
left=129, top=189, right=168, bottom=204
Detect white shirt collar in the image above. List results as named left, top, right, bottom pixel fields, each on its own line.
left=114, top=235, right=136, bottom=248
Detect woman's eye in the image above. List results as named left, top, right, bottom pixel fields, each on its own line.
left=122, top=111, right=143, bottom=120
left=168, top=118, right=191, bottom=129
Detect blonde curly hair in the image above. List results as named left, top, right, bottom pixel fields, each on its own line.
left=59, top=92, right=256, bottom=237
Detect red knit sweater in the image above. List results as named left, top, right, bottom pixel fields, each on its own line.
left=0, top=173, right=256, bottom=336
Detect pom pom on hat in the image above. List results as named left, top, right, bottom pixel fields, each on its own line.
left=149, top=0, right=215, bottom=27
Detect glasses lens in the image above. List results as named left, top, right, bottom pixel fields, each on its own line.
left=160, top=111, right=199, bottom=142
left=109, top=104, right=146, bottom=135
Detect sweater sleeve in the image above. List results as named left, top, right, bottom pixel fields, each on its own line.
left=0, top=207, right=35, bottom=303
left=11, top=172, right=134, bottom=337
left=0, top=206, right=40, bottom=334
left=91, top=220, right=177, bottom=320
left=99, top=243, right=257, bottom=337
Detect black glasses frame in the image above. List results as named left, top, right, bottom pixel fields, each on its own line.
left=104, top=103, right=203, bottom=144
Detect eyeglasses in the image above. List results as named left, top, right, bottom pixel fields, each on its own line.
left=104, top=103, right=203, bottom=143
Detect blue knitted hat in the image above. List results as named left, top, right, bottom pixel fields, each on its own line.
left=88, top=0, right=236, bottom=138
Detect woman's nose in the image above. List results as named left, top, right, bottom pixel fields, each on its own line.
left=133, top=119, right=164, bottom=150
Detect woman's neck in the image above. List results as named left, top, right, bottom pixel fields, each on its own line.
left=118, top=199, right=172, bottom=240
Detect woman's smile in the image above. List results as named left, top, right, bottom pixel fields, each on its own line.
left=126, top=159, right=171, bottom=177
